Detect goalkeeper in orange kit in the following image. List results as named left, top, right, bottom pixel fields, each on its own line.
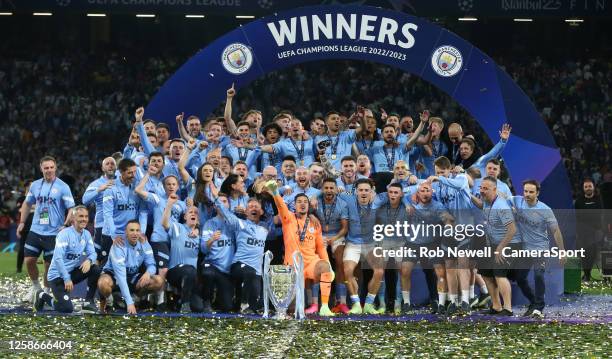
left=265, top=180, right=335, bottom=317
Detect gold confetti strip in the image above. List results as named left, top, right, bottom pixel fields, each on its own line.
left=0, top=315, right=609, bottom=358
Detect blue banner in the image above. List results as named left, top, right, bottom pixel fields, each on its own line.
left=145, top=4, right=573, bottom=211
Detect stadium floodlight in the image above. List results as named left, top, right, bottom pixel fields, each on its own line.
left=87, top=13, right=106, bottom=17
left=458, top=17, right=477, bottom=21
left=33, top=12, right=53, bottom=16
left=185, top=15, right=205, bottom=18
left=564, top=19, right=584, bottom=23
left=236, top=15, right=255, bottom=19
left=513, top=18, right=533, bottom=22
left=0, top=12, right=13, bottom=16
left=136, top=14, right=155, bottom=18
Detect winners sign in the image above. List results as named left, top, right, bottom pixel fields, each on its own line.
left=146, top=4, right=573, bottom=212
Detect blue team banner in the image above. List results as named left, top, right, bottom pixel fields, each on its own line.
left=145, top=4, right=573, bottom=210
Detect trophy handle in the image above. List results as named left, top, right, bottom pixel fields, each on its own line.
left=292, top=251, right=305, bottom=320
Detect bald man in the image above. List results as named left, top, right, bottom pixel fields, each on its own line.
left=447, top=123, right=464, bottom=165
left=82, top=157, right=117, bottom=265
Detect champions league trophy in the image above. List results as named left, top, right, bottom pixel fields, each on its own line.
left=262, top=250, right=305, bottom=320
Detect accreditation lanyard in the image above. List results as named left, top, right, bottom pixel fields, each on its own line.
left=38, top=179, right=56, bottom=225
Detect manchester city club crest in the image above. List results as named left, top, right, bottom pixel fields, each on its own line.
left=431, top=45, right=463, bottom=77
left=221, top=43, right=253, bottom=75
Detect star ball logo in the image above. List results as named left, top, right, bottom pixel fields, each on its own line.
left=431, top=45, right=463, bottom=77
left=221, top=43, right=253, bottom=75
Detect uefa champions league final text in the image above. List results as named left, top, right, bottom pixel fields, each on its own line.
left=277, top=45, right=407, bottom=61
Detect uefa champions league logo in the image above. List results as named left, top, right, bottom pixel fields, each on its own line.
left=431, top=45, right=463, bottom=77
left=458, top=0, right=474, bottom=12
left=258, top=0, right=274, bottom=9
left=221, top=43, right=253, bottom=75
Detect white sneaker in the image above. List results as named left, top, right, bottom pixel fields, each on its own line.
left=531, top=309, right=544, bottom=319
left=22, top=286, right=36, bottom=303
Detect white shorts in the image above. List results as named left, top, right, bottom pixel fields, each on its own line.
left=343, top=241, right=377, bottom=263
left=330, top=236, right=346, bottom=253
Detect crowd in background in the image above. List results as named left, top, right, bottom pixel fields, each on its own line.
left=0, top=50, right=611, bottom=236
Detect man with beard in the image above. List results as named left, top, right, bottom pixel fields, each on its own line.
left=356, top=155, right=372, bottom=178
left=260, top=118, right=315, bottom=168
left=399, top=116, right=414, bottom=138
left=284, top=167, right=321, bottom=211
left=83, top=157, right=117, bottom=264
left=574, top=178, right=604, bottom=281
left=143, top=119, right=156, bottom=135
left=368, top=112, right=429, bottom=173
left=178, top=115, right=205, bottom=141
left=314, top=111, right=365, bottom=170
left=336, top=156, right=366, bottom=195
left=102, top=159, right=148, bottom=265
left=510, top=180, right=566, bottom=318
left=308, top=163, right=327, bottom=190
left=315, top=178, right=350, bottom=313
left=267, top=181, right=335, bottom=316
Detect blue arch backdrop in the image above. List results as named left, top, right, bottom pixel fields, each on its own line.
left=146, top=4, right=573, bottom=211
left=145, top=5, right=574, bottom=303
